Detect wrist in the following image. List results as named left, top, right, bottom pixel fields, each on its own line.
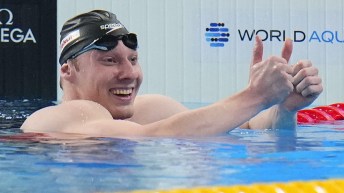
left=272, top=105, right=297, bottom=129
left=276, top=104, right=298, bottom=115
left=242, top=86, right=272, bottom=111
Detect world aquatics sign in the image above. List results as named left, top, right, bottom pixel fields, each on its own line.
left=238, top=29, right=344, bottom=43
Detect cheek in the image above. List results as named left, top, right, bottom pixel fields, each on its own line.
left=136, top=67, right=144, bottom=84
left=76, top=71, right=105, bottom=90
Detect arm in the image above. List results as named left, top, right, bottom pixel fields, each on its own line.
left=242, top=38, right=323, bottom=129
left=144, top=89, right=268, bottom=136
left=133, top=36, right=300, bottom=136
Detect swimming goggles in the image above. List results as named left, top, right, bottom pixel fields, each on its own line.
left=71, top=33, right=138, bottom=59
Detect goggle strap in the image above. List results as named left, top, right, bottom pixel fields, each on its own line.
left=70, top=33, right=137, bottom=60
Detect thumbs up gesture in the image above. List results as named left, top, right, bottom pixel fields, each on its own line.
left=248, top=36, right=323, bottom=112
left=248, top=36, right=294, bottom=109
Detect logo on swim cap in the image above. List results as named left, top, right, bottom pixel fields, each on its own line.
left=60, top=30, right=80, bottom=50
left=100, top=23, right=123, bottom=31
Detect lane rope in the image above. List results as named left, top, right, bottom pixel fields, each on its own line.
left=298, top=103, right=344, bottom=124
left=124, top=179, right=344, bottom=193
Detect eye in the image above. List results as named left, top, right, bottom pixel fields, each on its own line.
left=130, top=56, right=138, bottom=64
left=103, top=57, right=118, bottom=64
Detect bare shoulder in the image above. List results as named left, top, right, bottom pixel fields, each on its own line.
left=21, top=100, right=112, bottom=132
left=129, top=94, right=189, bottom=124
left=135, top=94, right=184, bottom=105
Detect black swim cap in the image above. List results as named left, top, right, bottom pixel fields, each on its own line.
left=59, top=10, right=130, bottom=65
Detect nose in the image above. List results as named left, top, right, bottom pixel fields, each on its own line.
left=117, top=59, right=138, bottom=80
left=112, top=41, right=140, bottom=80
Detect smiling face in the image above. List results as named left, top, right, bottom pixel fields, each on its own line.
left=63, top=40, right=143, bottom=119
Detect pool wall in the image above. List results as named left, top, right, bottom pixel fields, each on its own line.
left=56, top=0, right=344, bottom=105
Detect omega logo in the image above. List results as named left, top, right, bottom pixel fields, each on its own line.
left=0, top=8, right=13, bottom=25
left=0, top=8, right=37, bottom=43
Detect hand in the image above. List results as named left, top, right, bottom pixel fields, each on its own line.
left=280, top=60, right=323, bottom=112
left=248, top=36, right=294, bottom=109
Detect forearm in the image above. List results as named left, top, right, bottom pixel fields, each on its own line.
left=145, top=89, right=267, bottom=137
left=245, top=105, right=297, bottom=129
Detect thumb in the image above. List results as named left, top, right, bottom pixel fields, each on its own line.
left=251, top=36, right=263, bottom=66
left=281, top=38, right=293, bottom=63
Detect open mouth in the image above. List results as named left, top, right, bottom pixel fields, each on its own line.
left=111, top=88, right=134, bottom=97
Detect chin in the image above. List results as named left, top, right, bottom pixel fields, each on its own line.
left=109, top=108, right=134, bottom=120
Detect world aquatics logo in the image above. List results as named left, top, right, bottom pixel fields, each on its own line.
left=205, top=23, right=230, bottom=47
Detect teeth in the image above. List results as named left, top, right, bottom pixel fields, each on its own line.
left=113, top=89, right=132, bottom=95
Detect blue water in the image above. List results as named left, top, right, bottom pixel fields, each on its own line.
left=0, top=99, right=344, bottom=192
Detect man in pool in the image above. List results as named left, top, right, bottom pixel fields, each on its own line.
left=21, top=10, right=323, bottom=137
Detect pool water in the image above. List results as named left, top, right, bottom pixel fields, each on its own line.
left=0, top=99, right=344, bottom=193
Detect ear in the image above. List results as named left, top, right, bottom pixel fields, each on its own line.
left=60, top=62, right=74, bottom=81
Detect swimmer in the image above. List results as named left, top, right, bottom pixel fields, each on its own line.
left=21, top=10, right=323, bottom=137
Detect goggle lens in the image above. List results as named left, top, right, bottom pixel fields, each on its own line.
left=95, top=33, right=138, bottom=50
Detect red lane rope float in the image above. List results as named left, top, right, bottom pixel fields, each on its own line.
left=0, top=132, right=53, bottom=143
left=297, top=103, right=344, bottom=124
left=330, top=103, right=344, bottom=111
